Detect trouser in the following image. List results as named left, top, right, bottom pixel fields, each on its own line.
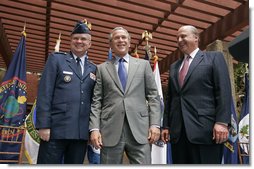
left=37, top=139, right=88, bottom=164
left=101, top=118, right=151, bottom=164
left=171, top=128, right=223, bottom=164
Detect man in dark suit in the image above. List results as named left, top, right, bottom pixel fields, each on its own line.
left=89, top=27, right=161, bottom=164
left=36, top=19, right=96, bottom=164
left=161, top=25, right=231, bottom=164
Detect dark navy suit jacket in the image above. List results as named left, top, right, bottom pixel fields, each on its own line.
left=36, top=51, right=96, bottom=140
left=163, top=50, right=231, bottom=144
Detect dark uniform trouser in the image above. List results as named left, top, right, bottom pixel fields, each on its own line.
left=171, top=127, right=223, bottom=164
left=101, top=117, right=151, bottom=164
left=37, top=139, right=88, bottom=164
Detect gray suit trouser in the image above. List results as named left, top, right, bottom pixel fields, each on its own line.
left=101, top=116, right=151, bottom=164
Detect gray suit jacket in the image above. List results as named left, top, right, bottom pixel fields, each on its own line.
left=89, top=55, right=161, bottom=146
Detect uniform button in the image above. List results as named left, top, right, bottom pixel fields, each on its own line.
left=81, top=80, right=83, bottom=83
left=81, top=90, right=84, bottom=93
left=81, top=102, right=84, bottom=104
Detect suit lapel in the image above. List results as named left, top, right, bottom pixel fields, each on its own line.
left=183, top=50, right=204, bottom=87
left=125, top=56, right=139, bottom=93
left=105, top=59, right=123, bottom=92
left=173, top=59, right=183, bottom=92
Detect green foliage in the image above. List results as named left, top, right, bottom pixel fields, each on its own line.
left=234, top=63, right=246, bottom=94
left=234, top=62, right=248, bottom=120
left=239, top=124, right=249, bottom=136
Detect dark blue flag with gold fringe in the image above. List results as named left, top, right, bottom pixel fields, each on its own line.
left=108, top=48, right=112, bottom=60
left=223, top=98, right=238, bottom=164
left=144, top=50, right=149, bottom=60
left=0, top=28, right=27, bottom=163
left=238, top=72, right=249, bottom=164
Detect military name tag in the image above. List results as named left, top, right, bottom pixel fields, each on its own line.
left=63, top=71, right=73, bottom=75
left=64, top=75, right=71, bottom=82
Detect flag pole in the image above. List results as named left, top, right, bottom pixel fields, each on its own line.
left=54, top=32, right=61, bottom=52
left=153, top=46, right=158, bottom=67
left=142, top=30, right=152, bottom=60
left=21, top=22, right=27, bottom=37
left=133, top=45, right=139, bottom=58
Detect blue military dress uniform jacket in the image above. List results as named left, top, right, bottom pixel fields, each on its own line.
left=36, top=51, right=96, bottom=140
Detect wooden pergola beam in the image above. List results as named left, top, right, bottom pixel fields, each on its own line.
left=0, top=19, right=12, bottom=67
left=159, top=1, right=249, bottom=74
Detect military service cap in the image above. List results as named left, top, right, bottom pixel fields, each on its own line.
left=71, top=19, right=92, bottom=35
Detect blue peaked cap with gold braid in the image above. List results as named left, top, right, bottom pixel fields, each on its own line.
left=71, top=19, right=92, bottom=35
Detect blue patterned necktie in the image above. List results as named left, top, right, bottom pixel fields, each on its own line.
left=118, top=58, right=127, bottom=91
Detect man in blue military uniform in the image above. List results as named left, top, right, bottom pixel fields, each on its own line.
left=36, top=19, right=97, bottom=164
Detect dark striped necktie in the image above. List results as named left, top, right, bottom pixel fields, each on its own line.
left=76, top=57, right=82, bottom=75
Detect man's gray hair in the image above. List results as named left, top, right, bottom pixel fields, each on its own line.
left=109, top=27, right=131, bottom=42
left=183, top=25, right=199, bottom=39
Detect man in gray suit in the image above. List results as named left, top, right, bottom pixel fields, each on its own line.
left=89, top=27, right=161, bottom=164
left=161, top=25, right=231, bottom=164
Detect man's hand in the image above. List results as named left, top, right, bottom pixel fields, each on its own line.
left=38, top=128, right=50, bottom=142
left=148, top=126, right=160, bottom=144
left=90, top=130, right=103, bottom=149
left=161, top=129, right=169, bottom=143
left=213, top=123, right=229, bottom=144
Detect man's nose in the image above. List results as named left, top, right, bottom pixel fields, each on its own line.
left=77, top=38, right=83, bottom=43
